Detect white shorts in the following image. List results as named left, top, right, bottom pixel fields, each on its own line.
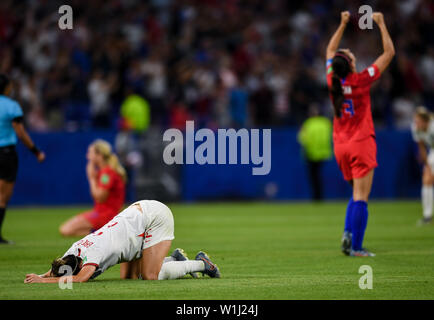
left=132, top=200, right=175, bottom=250
left=428, top=151, right=434, bottom=172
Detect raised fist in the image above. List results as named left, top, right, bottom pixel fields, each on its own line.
left=341, top=11, right=350, bottom=24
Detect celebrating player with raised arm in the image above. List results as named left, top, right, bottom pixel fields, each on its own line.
left=325, top=11, right=395, bottom=256
left=24, top=200, right=220, bottom=283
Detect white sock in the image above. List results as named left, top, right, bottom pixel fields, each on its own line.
left=158, top=261, right=205, bottom=280
left=163, top=256, right=175, bottom=263
left=422, top=185, right=433, bottom=219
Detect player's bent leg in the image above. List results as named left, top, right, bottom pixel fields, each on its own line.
left=168, top=248, right=200, bottom=278
left=120, top=259, right=141, bottom=279
left=140, top=240, right=172, bottom=280
left=157, top=251, right=221, bottom=280
left=59, top=215, right=93, bottom=237
left=158, top=260, right=206, bottom=280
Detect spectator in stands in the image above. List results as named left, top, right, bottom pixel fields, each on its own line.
left=0, top=0, right=431, bottom=131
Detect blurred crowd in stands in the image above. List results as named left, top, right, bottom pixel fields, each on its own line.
left=0, top=0, right=433, bottom=132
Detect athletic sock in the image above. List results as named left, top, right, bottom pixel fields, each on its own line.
left=158, top=260, right=205, bottom=280
left=0, top=207, right=5, bottom=239
left=421, top=185, right=433, bottom=219
left=351, top=201, right=368, bottom=251
left=163, top=256, right=176, bottom=263
left=344, top=197, right=354, bottom=233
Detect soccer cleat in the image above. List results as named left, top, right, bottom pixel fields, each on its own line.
left=350, top=249, right=376, bottom=257
left=195, top=251, right=221, bottom=278
left=417, top=217, right=432, bottom=226
left=0, top=238, right=14, bottom=245
left=171, top=248, right=188, bottom=261
left=171, top=248, right=199, bottom=278
left=341, top=231, right=352, bottom=256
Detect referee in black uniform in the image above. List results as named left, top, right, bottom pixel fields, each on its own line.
left=0, top=74, right=45, bottom=244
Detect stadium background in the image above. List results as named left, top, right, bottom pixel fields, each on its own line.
left=1, top=0, right=433, bottom=205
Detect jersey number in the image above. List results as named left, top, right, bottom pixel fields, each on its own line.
left=343, top=99, right=354, bottom=117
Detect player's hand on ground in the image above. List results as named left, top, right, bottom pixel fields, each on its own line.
left=36, top=151, right=45, bottom=163
left=372, top=12, right=384, bottom=25
left=24, top=273, right=43, bottom=283
left=341, top=11, right=350, bottom=24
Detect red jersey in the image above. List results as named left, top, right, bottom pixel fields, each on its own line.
left=326, top=60, right=381, bottom=144
left=94, top=166, right=125, bottom=218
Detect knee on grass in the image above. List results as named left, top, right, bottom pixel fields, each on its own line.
left=59, top=225, right=72, bottom=237
left=141, top=271, right=159, bottom=280
left=59, top=224, right=82, bottom=237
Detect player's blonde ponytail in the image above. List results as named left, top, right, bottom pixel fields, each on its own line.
left=107, top=153, right=127, bottom=182
left=91, top=139, right=127, bottom=182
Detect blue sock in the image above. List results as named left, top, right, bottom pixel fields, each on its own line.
left=344, top=197, right=354, bottom=233
left=351, top=201, right=368, bottom=251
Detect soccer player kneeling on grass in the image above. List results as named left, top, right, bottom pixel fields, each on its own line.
left=24, top=200, right=220, bottom=283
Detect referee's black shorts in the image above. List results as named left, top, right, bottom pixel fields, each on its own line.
left=0, top=145, right=18, bottom=182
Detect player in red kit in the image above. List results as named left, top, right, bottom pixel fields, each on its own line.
left=59, top=140, right=126, bottom=236
left=325, top=11, right=395, bottom=256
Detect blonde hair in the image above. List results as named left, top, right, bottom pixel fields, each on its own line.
left=415, top=106, right=432, bottom=123
left=91, top=139, right=127, bottom=182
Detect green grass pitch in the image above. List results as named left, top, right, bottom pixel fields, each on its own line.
left=0, top=201, right=433, bottom=300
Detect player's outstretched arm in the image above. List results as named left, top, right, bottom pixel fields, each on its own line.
left=326, top=11, right=350, bottom=60
left=24, top=265, right=96, bottom=284
left=372, top=12, right=395, bottom=74
left=38, top=270, right=52, bottom=278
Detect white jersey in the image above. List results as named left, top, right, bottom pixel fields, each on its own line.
left=412, top=120, right=434, bottom=149
left=62, top=200, right=175, bottom=279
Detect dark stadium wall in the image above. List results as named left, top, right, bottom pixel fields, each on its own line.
left=182, top=129, right=422, bottom=201
left=9, top=129, right=421, bottom=205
